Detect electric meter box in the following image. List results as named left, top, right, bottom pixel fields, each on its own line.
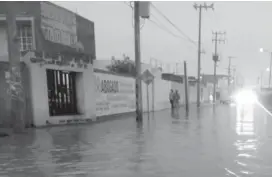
left=139, top=1, right=150, bottom=19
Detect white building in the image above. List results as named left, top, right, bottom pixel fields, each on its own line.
left=0, top=2, right=96, bottom=127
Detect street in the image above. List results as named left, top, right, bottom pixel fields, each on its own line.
left=0, top=104, right=272, bottom=177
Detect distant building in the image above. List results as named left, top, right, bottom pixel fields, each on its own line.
left=200, top=74, right=229, bottom=100
left=201, top=74, right=229, bottom=87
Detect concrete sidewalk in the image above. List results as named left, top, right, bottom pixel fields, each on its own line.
left=0, top=103, right=217, bottom=133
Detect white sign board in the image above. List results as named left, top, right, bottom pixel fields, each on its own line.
left=95, top=72, right=136, bottom=116
left=40, top=2, right=78, bottom=46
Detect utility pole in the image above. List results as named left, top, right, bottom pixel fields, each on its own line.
left=184, top=61, right=189, bottom=113
left=269, top=52, right=272, bottom=88
left=212, top=31, right=225, bottom=103
left=134, top=2, right=143, bottom=122
left=233, top=68, right=236, bottom=91
left=228, top=56, right=235, bottom=93
left=6, top=2, right=25, bottom=133
left=193, top=2, right=214, bottom=107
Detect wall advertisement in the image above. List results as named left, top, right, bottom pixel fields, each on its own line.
left=95, top=72, right=136, bottom=116
left=40, top=2, right=78, bottom=47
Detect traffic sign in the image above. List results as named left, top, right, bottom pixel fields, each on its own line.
left=141, top=69, right=154, bottom=85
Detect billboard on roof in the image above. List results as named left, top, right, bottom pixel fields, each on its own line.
left=40, top=2, right=78, bottom=47
left=0, top=1, right=96, bottom=59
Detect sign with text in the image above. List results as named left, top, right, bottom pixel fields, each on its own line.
left=95, top=72, right=136, bottom=116
left=40, top=2, right=78, bottom=47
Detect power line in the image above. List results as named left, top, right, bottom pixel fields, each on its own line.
left=150, top=3, right=197, bottom=46
left=148, top=16, right=188, bottom=41
left=123, top=2, right=145, bottom=29
left=123, top=2, right=192, bottom=43
left=150, top=14, right=188, bottom=41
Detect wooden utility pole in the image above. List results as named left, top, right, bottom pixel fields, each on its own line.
left=6, top=2, right=25, bottom=133
left=134, top=2, right=143, bottom=122
left=228, top=56, right=235, bottom=93
left=233, top=68, right=236, bottom=91
left=193, top=2, right=214, bottom=107
left=269, top=52, right=272, bottom=88
left=184, top=61, right=189, bottom=113
left=212, top=31, right=225, bottom=103
left=152, top=80, right=155, bottom=112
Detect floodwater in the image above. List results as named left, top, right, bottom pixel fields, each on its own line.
left=0, top=104, right=272, bottom=177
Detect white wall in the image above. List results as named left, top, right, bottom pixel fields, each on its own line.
left=93, top=61, right=210, bottom=117
left=24, top=52, right=96, bottom=127
left=171, top=82, right=185, bottom=104
left=142, top=80, right=154, bottom=112
left=0, top=25, right=9, bottom=60
left=93, top=71, right=174, bottom=116
left=95, top=72, right=136, bottom=116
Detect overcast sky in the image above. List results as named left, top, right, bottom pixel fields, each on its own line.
left=55, top=1, right=272, bottom=85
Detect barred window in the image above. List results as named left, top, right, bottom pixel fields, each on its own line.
left=17, top=22, right=33, bottom=52
left=46, top=69, right=78, bottom=116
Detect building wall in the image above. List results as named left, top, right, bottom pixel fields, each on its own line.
left=93, top=69, right=208, bottom=117
left=95, top=71, right=136, bottom=117
left=93, top=60, right=208, bottom=116
left=24, top=51, right=96, bottom=127
left=154, top=78, right=172, bottom=110
left=0, top=26, right=8, bottom=59
left=0, top=2, right=97, bottom=127
left=0, top=2, right=96, bottom=60
left=0, top=61, right=33, bottom=128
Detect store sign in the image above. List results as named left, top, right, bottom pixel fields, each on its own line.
left=95, top=73, right=136, bottom=116
left=40, top=2, right=78, bottom=46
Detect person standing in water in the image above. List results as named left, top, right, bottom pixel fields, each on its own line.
left=169, top=89, right=174, bottom=109
left=174, top=90, right=180, bottom=108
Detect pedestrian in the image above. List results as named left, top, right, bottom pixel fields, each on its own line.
left=174, top=90, right=180, bottom=108
left=169, top=89, right=174, bottom=109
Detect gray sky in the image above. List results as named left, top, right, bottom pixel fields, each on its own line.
left=55, top=1, right=272, bottom=85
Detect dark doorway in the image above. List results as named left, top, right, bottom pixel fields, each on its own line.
left=46, top=69, right=78, bottom=116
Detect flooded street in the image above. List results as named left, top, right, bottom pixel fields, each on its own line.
left=0, top=104, right=272, bottom=177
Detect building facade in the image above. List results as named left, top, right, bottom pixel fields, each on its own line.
left=0, top=2, right=96, bottom=127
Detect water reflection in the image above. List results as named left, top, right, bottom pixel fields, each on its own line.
left=235, top=104, right=255, bottom=136
left=50, top=127, right=85, bottom=176
left=229, top=103, right=259, bottom=176
left=170, top=108, right=180, bottom=119
left=0, top=105, right=272, bottom=176
left=0, top=130, right=50, bottom=177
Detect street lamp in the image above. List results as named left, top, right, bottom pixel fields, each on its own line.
left=259, top=48, right=272, bottom=88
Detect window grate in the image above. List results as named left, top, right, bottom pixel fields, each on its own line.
left=17, top=22, right=33, bottom=52
left=46, top=69, right=78, bottom=116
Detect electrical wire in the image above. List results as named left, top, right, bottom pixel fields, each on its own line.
left=151, top=14, right=184, bottom=37
left=123, top=1, right=145, bottom=29
left=150, top=3, right=197, bottom=46
left=123, top=2, right=191, bottom=42
left=148, top=17, right=187, bottom=41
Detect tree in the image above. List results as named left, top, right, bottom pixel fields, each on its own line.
left=107, top=54, right=136, bottom=76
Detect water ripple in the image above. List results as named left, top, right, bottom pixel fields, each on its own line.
left=0, top=105, right=271, bottom=176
